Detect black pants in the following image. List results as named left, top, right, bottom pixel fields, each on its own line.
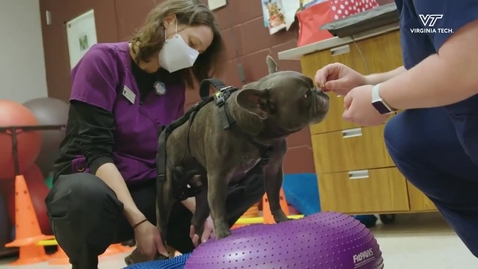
left=45, top=168, right=265, bottom=269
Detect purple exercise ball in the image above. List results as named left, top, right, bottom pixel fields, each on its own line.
left=185, top=212, right=383, bottom=269
left=23, top=97, right=69, bottom=178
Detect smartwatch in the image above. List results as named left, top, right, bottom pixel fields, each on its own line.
left=371, top=84, right=396, bottom=115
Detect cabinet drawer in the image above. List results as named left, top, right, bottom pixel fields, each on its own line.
left=301, top=43, right=367, bottom=134
left=318, top=167, right=410, bottom=214
left=355, top=30, right=403, bottom=74
left=312, top=125, right=394, bottom=174
left=407, top=181, right=437, bottom=212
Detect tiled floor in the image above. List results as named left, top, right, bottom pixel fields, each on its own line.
left=0, top=213, right=476, bottom=268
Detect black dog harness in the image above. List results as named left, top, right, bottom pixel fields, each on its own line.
left=156, top=78, right=273, bottom=201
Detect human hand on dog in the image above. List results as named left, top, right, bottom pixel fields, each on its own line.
left=134, top=220, right=169, bottom=259
left=190, top=215, right=215, bottom=247
left=314, top=63, right=367, bottom=96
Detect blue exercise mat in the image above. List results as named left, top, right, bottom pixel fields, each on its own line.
left=123, top=253, right=190, bottom=269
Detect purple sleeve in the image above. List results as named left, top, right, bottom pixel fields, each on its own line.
left=70, top=44, right=119, bottom=112
left=413, top=0, right=478, bottom=51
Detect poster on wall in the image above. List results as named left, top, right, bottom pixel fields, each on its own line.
left=66, top=9, right=98, bottom=69
left=262, top=0, right=300, bottom=34
left=262, top=0, right=287, bottom=34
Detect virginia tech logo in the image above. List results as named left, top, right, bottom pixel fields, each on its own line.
left=418, top=14, right=443, bottom=27
left=410, top=14, right=453, bottom=34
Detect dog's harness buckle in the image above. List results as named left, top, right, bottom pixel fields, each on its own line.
left=157, top=174, right=166, bottom=182
left=214, top=86, right=234, bottom=107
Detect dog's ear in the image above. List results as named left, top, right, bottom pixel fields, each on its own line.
left=235, top=88, right=270, bottom=119
left=266, top=56, right=278, bottom=74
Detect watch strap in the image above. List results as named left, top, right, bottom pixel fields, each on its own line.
left=371, top=84, right=395, bottom=114
left=371, top=84, right=382, bottom=102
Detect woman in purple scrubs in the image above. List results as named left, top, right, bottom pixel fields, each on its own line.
left=45, top=1, right=265, bottom=268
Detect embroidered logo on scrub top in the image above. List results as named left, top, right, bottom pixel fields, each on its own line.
left=122, top=86, right=136, bottom=104
left=154, top=81, right=167, bottom=95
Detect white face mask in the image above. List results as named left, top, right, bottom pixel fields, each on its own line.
left=158, top=20, right=199, bottom=73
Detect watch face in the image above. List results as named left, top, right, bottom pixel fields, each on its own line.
left=372, top=101, right=391, bottom=114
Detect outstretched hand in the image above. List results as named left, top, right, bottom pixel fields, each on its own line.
left=134, top=220, right=169, bottom=260
left=190, top=215, right=215, bottom=247
left=314, top=63, right=367, bottom=96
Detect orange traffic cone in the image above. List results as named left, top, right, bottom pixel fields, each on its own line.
left=49, top=246, right=70, bottom=265
left=232, top=203, right=260, bottom=229
left=262, top=188, right=289, bottom=224
left=4, top=175, right=54, bottom=265
left=241, top=203, right=260, bottom=218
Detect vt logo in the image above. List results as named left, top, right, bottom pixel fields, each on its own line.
left=418, top=14, right=443, bottom=27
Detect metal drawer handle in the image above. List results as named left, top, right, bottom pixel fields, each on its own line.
left=330, top=45, right=350, bottom=56
left=348, top=170, right=369, bottom=180
left=342, top=128, right=362, bottom=138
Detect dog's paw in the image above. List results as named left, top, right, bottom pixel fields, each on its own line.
left=154, top=253, right=170, bottom=260
left=124, top=254, right=135, bottom=265
left=273, top=211, right=291, bottom=223
left=215, top=228, right=232, bottom=240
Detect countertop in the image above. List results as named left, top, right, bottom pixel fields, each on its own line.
left=278, top=23, right=399, bottom=61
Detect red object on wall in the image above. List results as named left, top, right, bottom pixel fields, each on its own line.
left=297, top=2, right=334, bottom=47
left=330, top=0, right=379, bottom=20
left=297, top=0, right=379, bottom=47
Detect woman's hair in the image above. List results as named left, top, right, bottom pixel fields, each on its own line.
left=132, top=0, right=227, bottom=88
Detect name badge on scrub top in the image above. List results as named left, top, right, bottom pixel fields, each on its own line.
left=122, top=86, right=136, bottom=104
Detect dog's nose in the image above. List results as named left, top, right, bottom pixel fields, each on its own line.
left=314, top=87, right=329, bottom=99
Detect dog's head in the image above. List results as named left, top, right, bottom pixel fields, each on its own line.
left=235, top=56, right=329, bottom=135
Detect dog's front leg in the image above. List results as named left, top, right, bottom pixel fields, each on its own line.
left=207, top=170, right=231, bottom=240
left=264, top=163, right=290, bottom=223
left=191, top=187, right=210, bottom=244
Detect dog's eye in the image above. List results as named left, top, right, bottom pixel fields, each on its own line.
left=303, top=93, right=308, bottom=98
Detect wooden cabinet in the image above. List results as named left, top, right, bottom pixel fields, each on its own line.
left=318, top=167, right=410, bottom=214
left=407, top=182, right=437, bottom=211
left=312, top=125, right=395, bottom=174
left=355, top=30, right=403, bottom=74
left=299, top=30, right=437, bottom=214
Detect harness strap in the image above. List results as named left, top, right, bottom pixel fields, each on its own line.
left=156, top=130, right=168, bottom=183
left=199, top=78, right=229, bottom=100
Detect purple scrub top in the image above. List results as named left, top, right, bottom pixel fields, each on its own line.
left=69, top=42, right=185, bottom=183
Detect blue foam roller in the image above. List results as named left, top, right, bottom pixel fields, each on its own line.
left=123, top=253, right=190, bottom=269
left=282, top=173, right=321, bottom=216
